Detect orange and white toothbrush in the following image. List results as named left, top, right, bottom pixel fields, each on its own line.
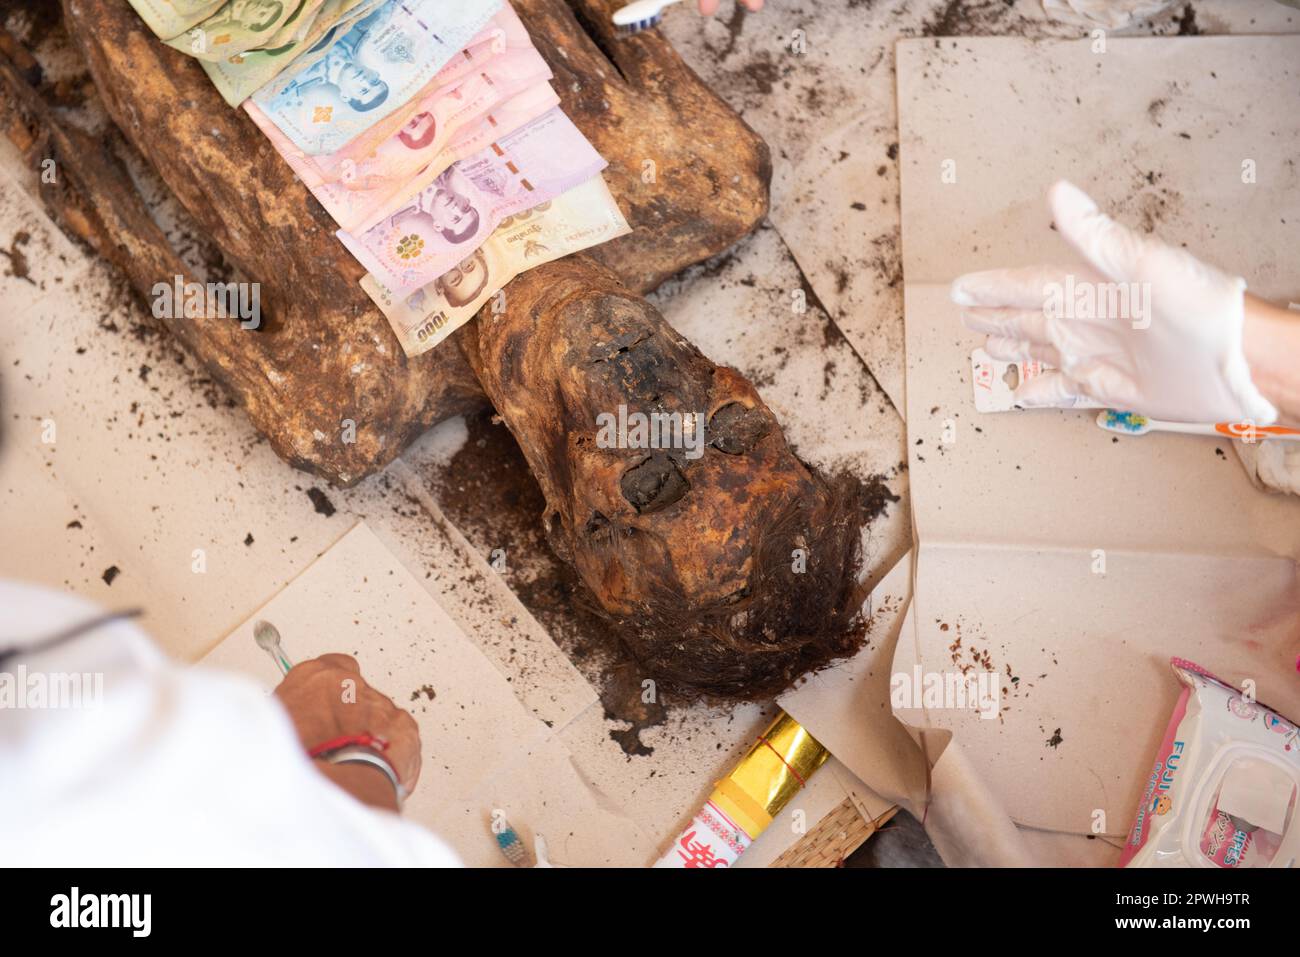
left=1097, top=410, right=1300, bottom=442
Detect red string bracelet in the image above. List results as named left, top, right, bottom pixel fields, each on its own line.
left=308, top=732, right=390, bottom=759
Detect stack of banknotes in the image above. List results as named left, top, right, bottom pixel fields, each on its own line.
left=127, top=0, right=630, bottom=356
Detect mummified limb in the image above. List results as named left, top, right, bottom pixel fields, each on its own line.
left=516, top=0, right=772, bottom=292
left=464, top=256, right=870, bottom=699
left=58, top=0, right=770, bottom=485
left=0, top=31, right=185, bottom=300
left=58, top=0, right=490, bottom=486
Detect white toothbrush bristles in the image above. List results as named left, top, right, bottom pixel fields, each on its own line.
left=613, top=0, right=682, bottom=35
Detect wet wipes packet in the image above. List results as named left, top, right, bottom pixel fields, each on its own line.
left=1121, top=659, right=1300, bottom=868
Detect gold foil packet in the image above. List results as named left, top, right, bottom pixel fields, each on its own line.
left=655, top=712, right=829, bottom=868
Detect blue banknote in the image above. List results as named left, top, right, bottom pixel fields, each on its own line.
left=251, top=0, right=504, bottom=155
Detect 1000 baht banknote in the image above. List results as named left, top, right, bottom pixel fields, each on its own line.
left=337, top=107, right=607, bottom=292
left=361, top=175, right=630, bottom=356
left=250, top=0, right=503, bottom=155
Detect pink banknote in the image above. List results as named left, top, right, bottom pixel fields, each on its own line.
left=405, top=3, right=536, bottom=96
left=247, top=46, right=554, bottom=232
left=337, top=107, right=607, bottom=292
left=350, top=82, right=561, bottom=232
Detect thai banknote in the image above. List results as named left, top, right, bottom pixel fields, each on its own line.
left=425, top=0, right=534, bottom=86
left=338, top=107, right=607, bottom=292
left=201, top=0, right=380, bottom=106
left=352, top=82, right=561, bottom=231
left=127, top=0, right=225, bottom=40
left=247, top=53, right=555, bottom=231
left=162, top=0, right=323, bottom=61
left=250, top=0, right=504, bottom=156
left=260, top=0, right=329, bottom=48
left=319, top=4, right=535, bottom=163
left=360, top=175, right=630, bottom=356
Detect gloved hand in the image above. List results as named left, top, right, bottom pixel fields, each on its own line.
left=951, top=181, right=1279, bottom=426
left=1235, top=440, right=1300, bottom=497
left=1041, top=0, right=1177, bottom=30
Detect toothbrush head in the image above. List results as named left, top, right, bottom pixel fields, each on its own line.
left=613, top=0, right=679, bottom=35
left=494, top=824, right=530, bottom=866
left=1097, top=410, right=1150, bottom=435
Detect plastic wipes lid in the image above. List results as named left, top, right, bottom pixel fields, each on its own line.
left=1120, top=658, right=1300, bottom=868
left=1197, top=754, right=1296, bottom=868
left=1217, top=756, right=1295, bottom=835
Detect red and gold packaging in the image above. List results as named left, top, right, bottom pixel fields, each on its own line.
left=655, top=711, right=829, bottom=868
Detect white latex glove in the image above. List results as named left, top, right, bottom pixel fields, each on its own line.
left=1041, top=0, right=1176, bottom=30
left=951, top=181, right=1279, bottom=426
left=1235, top=440, right=1300, bottom=497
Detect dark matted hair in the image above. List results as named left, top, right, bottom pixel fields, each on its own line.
left=590, top=471, right=882, bottom=701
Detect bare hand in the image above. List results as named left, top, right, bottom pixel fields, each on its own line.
left=275, top=654, right=422, bottom=801
left=698, top=0, right=764, bottom=15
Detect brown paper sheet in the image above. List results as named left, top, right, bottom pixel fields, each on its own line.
left=896, top=35, right=1300, bottom=855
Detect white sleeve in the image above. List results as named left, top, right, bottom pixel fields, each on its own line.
left=0, top=581, right=461, bottom=867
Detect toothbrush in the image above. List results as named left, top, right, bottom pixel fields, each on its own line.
left=612, top=0, right=683, bottom=34
left=1097, top=410, right=1300, bottom=442
left=253, top=619, right=294, bottom=675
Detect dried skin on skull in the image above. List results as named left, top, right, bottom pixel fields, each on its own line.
left=465, top=256, right=874, bottom=699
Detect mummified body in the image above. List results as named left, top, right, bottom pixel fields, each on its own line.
left=44, top=0, right=869, bottom=697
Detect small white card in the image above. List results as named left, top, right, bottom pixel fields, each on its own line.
left=970, top=349, right=1105, bottom=413
left=970, top=348, right=1049, bottom=413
